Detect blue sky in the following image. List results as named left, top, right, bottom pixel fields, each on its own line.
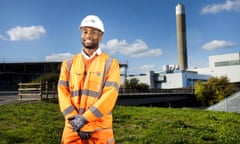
left=0, top=0, right=239, bottom=74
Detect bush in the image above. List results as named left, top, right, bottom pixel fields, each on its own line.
left=194, top=76, right=239, bottom=106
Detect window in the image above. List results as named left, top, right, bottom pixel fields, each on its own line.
left=215, top=59, right=240, bottom=67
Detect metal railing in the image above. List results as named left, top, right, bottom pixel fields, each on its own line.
left=119, top=88, right=194, bottom=95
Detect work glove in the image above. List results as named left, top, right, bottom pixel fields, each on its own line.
left=68, top=115, right=86, bottom=131
left=77, top=130, right=91, bottom=140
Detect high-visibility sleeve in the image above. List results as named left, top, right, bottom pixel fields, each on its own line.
left=83, top=59, right=120, bottom=122
left=58, top=60, right=78, bottom=119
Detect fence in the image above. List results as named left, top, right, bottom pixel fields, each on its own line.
left=18, top=82, right=42, bottom=100
left=18, top=81, right=57, bottom=100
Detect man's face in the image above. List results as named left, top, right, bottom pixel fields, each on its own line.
left=80, top=27, right=103, bottom=49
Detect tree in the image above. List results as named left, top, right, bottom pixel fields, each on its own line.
left=194, top=76, right=239, bottom=106
left=128, top=78, right=139, bottom=89
left=123, top=78, right=149, bottom=92
left=194, top=80, right=207, bottom=106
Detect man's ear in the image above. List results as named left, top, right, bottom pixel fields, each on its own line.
left=99, top=33, right=103, bottom=41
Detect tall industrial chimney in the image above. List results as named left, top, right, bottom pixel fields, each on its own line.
left=176, top=3, right=188, bottom=71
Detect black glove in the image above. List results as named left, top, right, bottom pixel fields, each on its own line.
left=77, top=130, right=91, bottom=139
left=68, top=115, right=86, bottom=131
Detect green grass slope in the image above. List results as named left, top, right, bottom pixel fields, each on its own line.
left=0, top=100, right=239, bottom=144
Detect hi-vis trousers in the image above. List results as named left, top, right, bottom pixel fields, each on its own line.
left=61, top=126, right=115, bottom=144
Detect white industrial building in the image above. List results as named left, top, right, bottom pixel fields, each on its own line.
left=194, top=52, right=240, bottom=83
left=127, top=67, right=209, bottom=89
left=125, top=52, right=240, bottom=89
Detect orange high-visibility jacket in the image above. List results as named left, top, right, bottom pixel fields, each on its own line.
left=58, top=52, right=120, bottom=132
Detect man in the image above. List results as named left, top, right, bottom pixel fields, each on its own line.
left=58, top=15, right=120, bottom=144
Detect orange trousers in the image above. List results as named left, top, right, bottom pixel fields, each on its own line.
left=61, top=126, right=115, bottom=144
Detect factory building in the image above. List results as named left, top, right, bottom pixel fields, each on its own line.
left=127, top=52, right=240, bottom=89
left=127, top=66, right=209, bottom=89
left=192, top=52, right=240, bottom=83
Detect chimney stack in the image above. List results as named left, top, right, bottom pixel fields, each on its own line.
left=176, top=3, right=188, bottom=71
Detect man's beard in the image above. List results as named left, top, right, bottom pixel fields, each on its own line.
left=82, top=40, right=99, bottom=49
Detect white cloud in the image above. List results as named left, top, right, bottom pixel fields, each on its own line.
left=202, top=40, right=236, bottom=51
left=5, top=25, right=46, bottom=41
left=201, top=0, right=240, bottom=14
left=45, top=53, right=73, bottom=61
left=101, top=39, right=163, bottom=58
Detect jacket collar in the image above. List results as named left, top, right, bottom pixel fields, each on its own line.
left=81, top=48, right=102, bottom=60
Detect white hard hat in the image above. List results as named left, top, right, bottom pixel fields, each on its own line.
left=79, top=15, right=105, bottom=33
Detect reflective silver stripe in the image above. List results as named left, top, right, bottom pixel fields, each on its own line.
left=70, top=90, right=81, bottom=97
left=105, top=57, right=113, bottom=76
left=82, top=89, right=99, bottom=97
left=66, top=59, right=72, bottom=73
left=71, top=89, right=99, bottom=98
left=90, top=106, right=103, bottom=118
left=105, top=81, right=119, bottom=91
left=97, top=57, right=113, bottom=98
left=58, top=80, right=69, bottom=87
left=66, top=58, right=73, bottom=90
left=103, top=57, right=113, bottom=82
left=63, top=105, right=75, bottom=116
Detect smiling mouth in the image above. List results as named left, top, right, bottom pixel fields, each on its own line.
left=82, top=38, right=98, bottom=49
left=85, top=39, right=93, bottom=43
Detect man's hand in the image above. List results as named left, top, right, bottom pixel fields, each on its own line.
left=68, top=115, right=86, bottom=131
left=77, top=131, right=91, bottom=139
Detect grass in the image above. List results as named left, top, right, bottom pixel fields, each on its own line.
left=0, top=100, right=63, bottom=144
left=0, top=99, right=240, bottom=144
